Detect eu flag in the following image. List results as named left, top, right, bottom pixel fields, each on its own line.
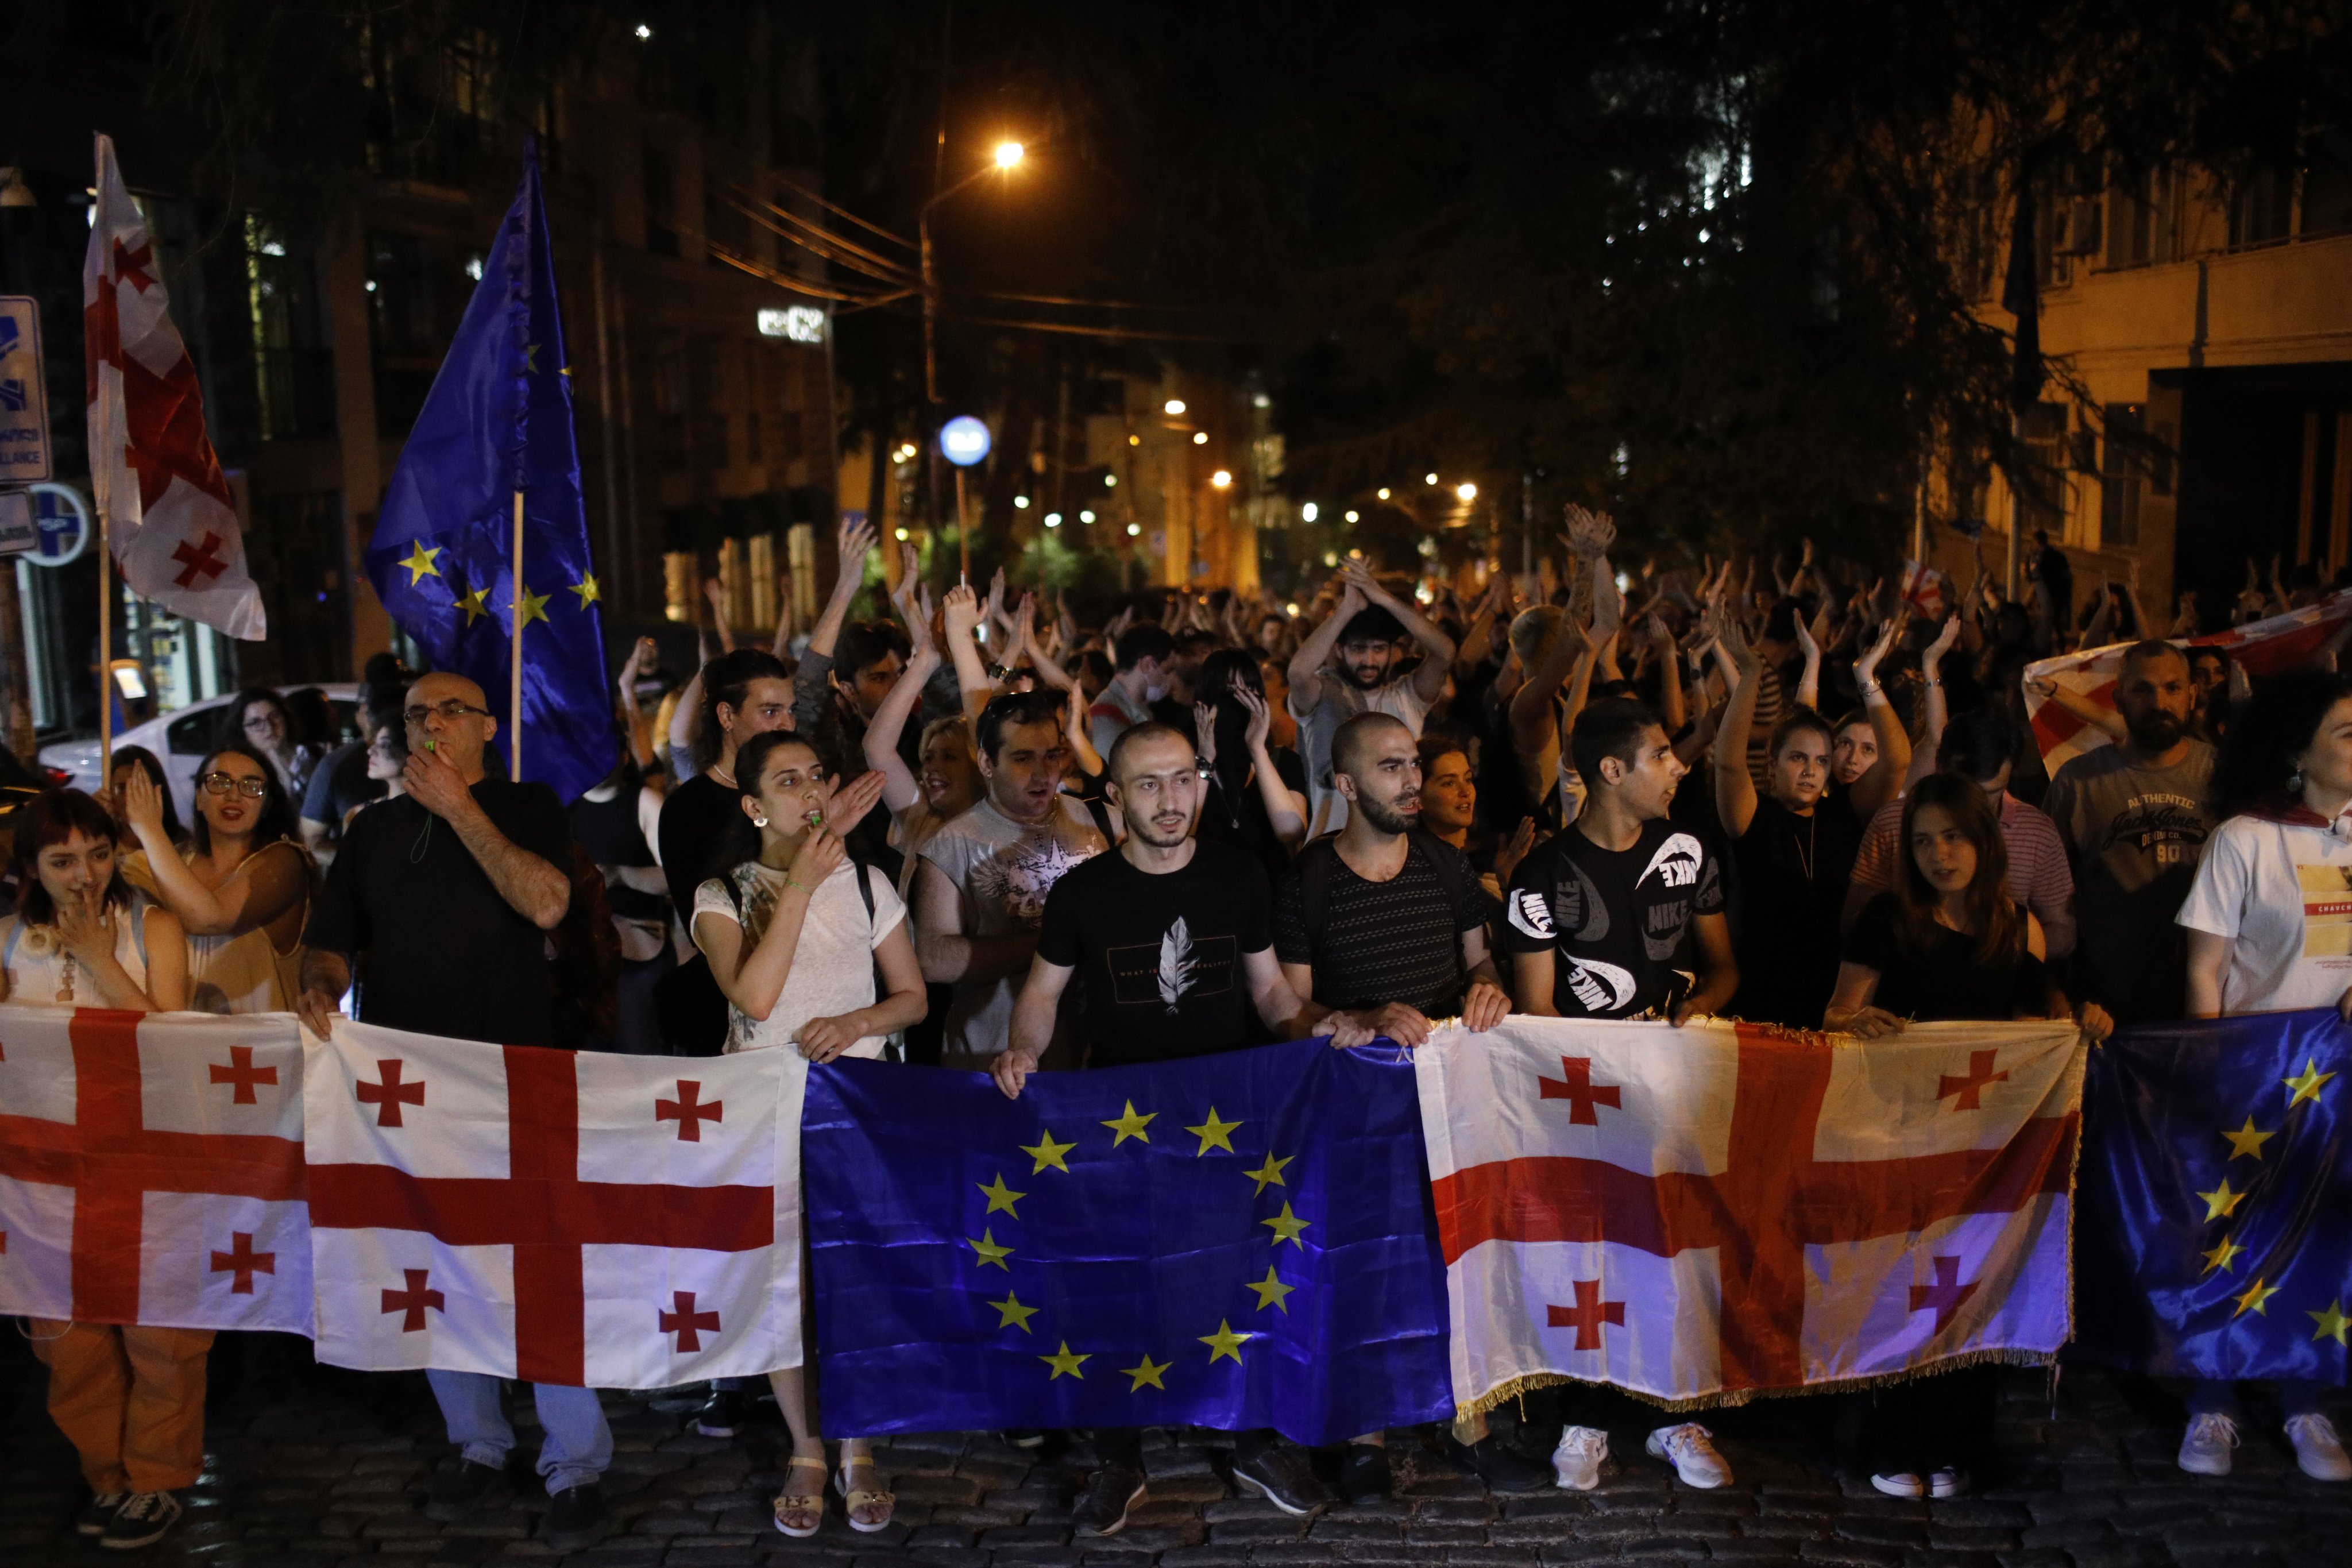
left=804, top=1040, right=1456, bottom=1444
left=365, top=138, right=617, bottom=803
left=2075, top=1011, right=2352, bottom=1383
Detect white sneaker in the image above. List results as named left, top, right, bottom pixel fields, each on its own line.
left=2288, top=1413, right=2352, bottom=1481
left=1928, top=1467, right=1969, bottom=1499
left=2178, top=1412, right=2238, bottom=1476
left=1644, top=1423, right=1732, bottom=1489
left=1868, top=1472, right=1923, bottom=1499
left=1551, top=1426, right=1608, bottom=1490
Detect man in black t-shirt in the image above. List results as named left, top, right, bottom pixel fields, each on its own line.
left=1505, top=698, right=1735, bottom=1024
left=296, top=672, right=612, bottom=1550
left=997, top=724, right=1355, bottom=1533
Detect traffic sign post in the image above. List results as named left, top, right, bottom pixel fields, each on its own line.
left=0, top=298, right=52, bottom=485
left=19, top=481, right=90, bottom=567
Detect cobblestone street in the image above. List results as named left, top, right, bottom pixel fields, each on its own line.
left=6, top=1334, right=2349, bottom=1568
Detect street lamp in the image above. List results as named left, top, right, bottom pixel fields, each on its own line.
left=919, top=140, right=1026, bottom=577
left=1210, top=470, right=1233, bottom=489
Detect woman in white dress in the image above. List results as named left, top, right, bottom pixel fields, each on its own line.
left=120, top=743, right=312, bottom=1015
left=692, top=730, right=925, bottom=1540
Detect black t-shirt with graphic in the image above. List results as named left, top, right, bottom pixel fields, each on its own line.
left=1036, top=840, right=1274, bottom=1069
left=1502, top=818, right=1725, bottom=1018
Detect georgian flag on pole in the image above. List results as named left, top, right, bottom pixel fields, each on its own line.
left=0, top=1008, right=310, bottom=1334
left=83, top=134, right=266, bottom=639
left=303, top=1021, right=793, bottom=1387
left=1415, top=1017, right=2084, bottom=1412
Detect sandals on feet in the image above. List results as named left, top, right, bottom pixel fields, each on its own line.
left=837, top=1457, right=895, bottom=1534
left=773, top=1455, right=829, bottom=1538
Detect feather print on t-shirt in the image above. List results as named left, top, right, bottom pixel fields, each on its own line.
left=1157, top=916, right=1198, bottom=1011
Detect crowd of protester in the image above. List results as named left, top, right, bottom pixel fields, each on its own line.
left=12, top=506, right=2352, bottom=1550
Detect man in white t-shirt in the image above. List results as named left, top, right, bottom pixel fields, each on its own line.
left=914, top=690, right=1109, bottom=1066
left=1287, top=561, right=1455, bottom=835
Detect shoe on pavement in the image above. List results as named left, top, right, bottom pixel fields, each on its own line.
left=98, top=1492, right=181, bottom=1551
left=2179, top=1412, right=2239, bottom=1476
left=76, top=1493, right=129, bottom=1536
left=2288, top=1413, right=2352, bottom=1481
left=1436, top=1433, right=1552, bottom=1494
left=1929, top=1467, right=1969, bottom=1499
left=1071, top=1466, right=1147, bottom=1536
left=1233, top=1443, right=1331, bottom=1515
left=1645, top=1424, right=1732, bottom=1489
left=1004, top=1428, right=1049, bottom=1449
left=539, top=1482, right=607, bottom=1552
left=424, top=1458, right=511, bottom=1522
left=693, top=1388, right=750, bottom=1438
left=1339, top=1443, right=1392, bottom=1504
left=1869, top=1472, right=1924, bottom=1499
left=1551, top=1426, right=1608, bottom=1491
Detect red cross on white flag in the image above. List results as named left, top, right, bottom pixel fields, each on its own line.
left=1414, top=1016, right=2085, bottom=1409
left=82, top=133, right=265, bottom=639
left=303, top=1020, right=793, bottom=1387
left=0, top=1008, right=310, bottom=1334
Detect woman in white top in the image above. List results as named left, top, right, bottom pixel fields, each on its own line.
left=691, top=729, right=925, bottom=1539
left=2175, top=669, right=2352, bottom=1484
left=121, top=743, right=312, bottom=1015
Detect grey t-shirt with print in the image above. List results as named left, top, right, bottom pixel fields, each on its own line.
left=918, top=795, right=1108, bottom=1063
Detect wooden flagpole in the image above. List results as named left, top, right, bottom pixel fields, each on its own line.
left=510, top=489, right=525, bottom=783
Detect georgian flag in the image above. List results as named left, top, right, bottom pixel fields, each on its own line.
left=83, top=133, right=265, bottom=638
left=303, top=1020, right=794, bottom=1387
left=1414, top=1015, right=2084, bottom=1411
left=0, top=1007, right=310, bottom=1333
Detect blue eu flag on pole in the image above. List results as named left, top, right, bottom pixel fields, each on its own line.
left=2075, top=1011, right=2352, bottom=1382
left=365, top=138, right=617, bottom=803
left=804, top=1040, right=1457, bottom=1445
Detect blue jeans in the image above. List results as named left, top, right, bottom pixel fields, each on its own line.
left=427, top=1370, right=612, bottom=1494
left=2187, top=1377, right=2327, bottom=1422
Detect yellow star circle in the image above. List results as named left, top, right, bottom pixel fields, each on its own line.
left=2200, top=1236, right=2245, bottom=1276
left=1246, top=1265, right=1295, bottom=1315
left=455, top=584, right=491, bottom=625
left=397, top=540, right=443, bottom=585
left=2234, top=1277, right=2280, bottom=1317
left=977, top=1173, right=1026, bottom=1217
left=965, top=1228, right=1013, bottom=1270
left=2196, top=1177, right=2247, bottom=1223
left=1185, top=1107, right=1243, bottom=1156
left=510, top=585, right=551, bottom=627
left=2311, top=1300, right=2352, bottom=1346
left=2286, top=1058, right=2338, bottom=1109
left=1199, top=1319, right=1253, bottom=1365
left=989, top=1292, right=1039, bottom=1333
left=1102, top=1100, right=1156, bottom=1146
left=1262, top=1201, right=1312, bottom=1249
left=1019, top=1129, right=1075, bottom=1174
left=1122, top=1354, right=1172, bottom=1392
left=1040, top=1341, right=1089, bottom=1380
left=569, top=573, right=601, bottom=609
left=2220, top=1117, right=2275, bottom=1161
left=1243, top=1153, right=1292, bottom=1195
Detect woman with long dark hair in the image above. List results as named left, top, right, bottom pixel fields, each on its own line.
left=219, top=687, right=318, bottom=799
left=1191, top=647, right=1308, bottom=872
left=1824, top=773, right=2108, bottom=1499
left=690, top=729, right=924, bottom=1537
left=121, top=740, right=314, bottom=1014
left=98, top=744, right=185, bottom=848
left=2172, top=669, right=2352, bottom=1481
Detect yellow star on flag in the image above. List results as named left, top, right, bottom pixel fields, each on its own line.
left=569, top=573, right=601, bottom=609
left=977, top=1173, right=1026, bottom=1217
left=1262, top=1202, right=1312, bottom=1249
left=1122, top=1354, right=1171, bottom=1392
left=2312, top=1300, right=2352, bottom=1346
left=2220, top=1117, right=2275, bottom=1161
left=2196, top=1177, right=2247, bottom=1223
left=1040, top=1341, right=1089, bottom=1380
left=1246, top=1265, right=1295, bottom=1314
left=1020, top=1129, right=1075, bottom=1174
left=455, top=583, right=491, bottom=625
left=988, top=1292, right=1039, bottom=1333
left=2234, top=1277, right=2280, bottom=1316
left=1243, top=1152, right=1292, bottom=1195
left=965, top=1228, right=1013, bottom=1270
left=1102, top=1100, right=1156, bottom=1146
left=2201, top=1236, right=2245, bottom=1276
left=1199, top=1319, right=1253, bottom=1365
left=1185, top=1107, right=1242, bottom=1156
left=510, top=585, right=551, bottom=627
left=2285, top=1057, right=2338, bottom=1109
left=397, top=540, right=443, bottom=585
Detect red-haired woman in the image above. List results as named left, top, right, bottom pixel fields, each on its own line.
left=1, top=789, right=194, bottom=1550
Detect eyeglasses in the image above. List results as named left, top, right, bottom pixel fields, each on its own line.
left=403, top=700, right=492, bottom=725
left=199, top=773, right=269, bottom=798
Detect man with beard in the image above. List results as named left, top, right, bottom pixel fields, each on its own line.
left=1287, top=561, right=1457, bottom=834
left=915, top=690, right=1109, bottom=1068
left=2041, top=639, right=2216, bottom=1022
left=994, top=723, right=1360, bottom=1532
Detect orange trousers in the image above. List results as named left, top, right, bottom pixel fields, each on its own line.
left=28, top=1321, right=214, bottom=1494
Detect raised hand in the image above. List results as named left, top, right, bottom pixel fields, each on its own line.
left=122, top=764, right=169, bottom=845
left=1561, top=504, right=1616, bottom=559
left=785, top=821, right=848, bottom=892
left=1496, top=815, right=1537, bottom=885
left=1193, top=702, right=1219, bottom=768
left=56, top=887, right=117, bottom=968
left=1922, top=613, right=1961, bottom=675
left=943, top=582, right=983, bottom=642
left=836, top=513, right=875, bottom=576
left=820, top=769, right=887, bottom=840
left=1853, top=616, right=1901, bottom=690
left=1235, top=683, right=1273, bottom=752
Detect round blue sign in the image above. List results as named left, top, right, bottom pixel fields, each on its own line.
left=939, top=416, right=992, bottom=468
left=26, top=481, right=90, bottom=567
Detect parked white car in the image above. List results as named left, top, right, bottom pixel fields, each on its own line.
left=39, top=683, right=364, bottom=823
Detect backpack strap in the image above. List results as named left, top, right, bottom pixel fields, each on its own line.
left=1080, top=793, right=1117, bottom=846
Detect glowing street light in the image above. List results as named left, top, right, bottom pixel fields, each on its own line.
left=1192, top=431, right=1208, bottom=445
left=1424, top=472, right=1439, bottom=485
left=1456, top=482, right=1478, bottom=501
left=1210, top=470, right=1233, bottom=489
left=1344, top=509, right=1360, bottom=523
left=1301, top=503, right=1319, bottom=523
left=994, top=141, right=1026, bottom=170
left=1377, top=488, right=1391, bottom=500
left=1164, top=399, right=1187, bottom=415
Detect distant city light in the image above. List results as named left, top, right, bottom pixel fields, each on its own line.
left=464, top=256, right=482, bottom=280
left=1376, top=488, right=1390, bottom=500
left=1192, top=432, right=1208, bottom=445
left=994, top=141, right=1026, bottom=170
left=1013, top=496, right=1030, bottom=509
left=1164, top=399, right=1187, bottom=415
left=1126, top=523, right=1142, bottom=536
left=1079, top=509, right=1096, bottom=523
left=1456, top=482, right=1477, bottom=501
left=895, top=527, right=909, bottom=540
left=1344, top=509, right=1360, bottom=523
left=1104, top=474, right=1117, bottom=487
left=1252, top=392, right=1270, bottom=408
left=1301, top=503, right=1319, bottom=523
left=1129, top=434, right=1141, bottom=446
left=1285, top=602, right=1300, bottom=616
left=940, top=416, right=992, bottom=466
left=634, top=23, right=651, bottom=39
left=758, top=305, right=827, bottom=343
left=1424, top=472, right=1439, bottom=485
left=1045, top=512, right=1062, bottom=528
left=1210, top=470, right=1232, bottom=489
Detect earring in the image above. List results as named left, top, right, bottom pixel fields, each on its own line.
left=752, top=814, right=770, bottom=828
left=2289, top=769, right=2305, bottom=794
